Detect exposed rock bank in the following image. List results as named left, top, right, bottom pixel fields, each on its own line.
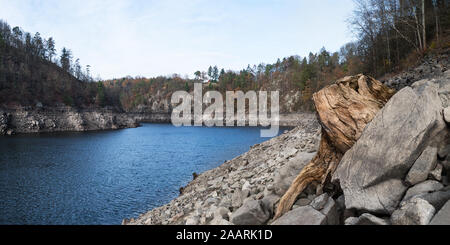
left=127, top=68, right=450, bottom=225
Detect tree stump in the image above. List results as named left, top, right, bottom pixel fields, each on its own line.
left=274, top=74, right=396, bottom=219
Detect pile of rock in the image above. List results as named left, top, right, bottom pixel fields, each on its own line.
left=381, top=50, right=449, bottom=91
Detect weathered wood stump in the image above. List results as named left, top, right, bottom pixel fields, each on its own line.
left=274, top=74, right=396, bottom=219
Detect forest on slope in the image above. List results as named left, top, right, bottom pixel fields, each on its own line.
left=1, top=0, right=449, bottom=112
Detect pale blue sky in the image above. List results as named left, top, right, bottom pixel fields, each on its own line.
left=0, top=0, right=356, bottom=79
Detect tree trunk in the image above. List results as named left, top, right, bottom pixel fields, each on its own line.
left=422, top=0, right=426, bottom=49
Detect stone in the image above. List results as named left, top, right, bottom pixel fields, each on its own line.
left=320, top=197, right=340, bottom=225
left=402, top=180, right=444, bottom=203
left=185, top=216, right=200, bottom=225
left=230, top=200, right=270, bottom=225
left=405, top=146, right=438, bottom=186
left=344, top=217, right=359, bottom=225
left=210, top=218, right=233, bottom=225
left=214, top=207, right=230, bottom=220
left=271, top=206, right=327, bottom=225
left=430, top=200, right=450, bottom=225
left=346, top=213, right=390, bottom=225
left=295, top=198, right=311, bottom=207
left=417, top=187, right=450, bottom=210
left=429, top=164, right=443, bottom=181
left=438, top=144, right=450, bottom=159
left=444, top=107, right=450, bottom=124
left=333, top=81, right=446, bottom=215
left=261, top=194, right=280, bottom=216
left=310, top=193, right=329, bottom=210
left=231, top=190, right=245, bottom=209
left=272, top=152, right=315, bottom=196
left=391, top=198, right=436, bottom=225
left=242, top=181, right=251, bottom=191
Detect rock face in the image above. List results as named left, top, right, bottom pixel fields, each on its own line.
left=1, top=106, right=139, bottom=134
left=333, top=79, right=447, bottom=214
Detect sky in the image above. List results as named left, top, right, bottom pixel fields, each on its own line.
left=0, top=0, right=356, bottom=79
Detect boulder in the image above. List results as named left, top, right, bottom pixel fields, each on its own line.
left=295, top=198, right=311, bottom=207
left=430, top=200, right=450, bottom=225
left=444, top=107, right=450, bottom=124
left=230, top=200, right=270, bottom=225
left=438, top=144, right=450, bottom=159
left=345, top=213, right=390, bottom=225
left=320, top=197, right=340, bottom=225
left=272, top=152, right=315, bottom=196
left=417, top=187, right=450, bottom=210
left=271, top=206, right=327, bottom=225
left=391, top=198, right=436, bottom=225
left=402, top=180, right=444, bottom=203
left=310, top=193, right=329, bottom=210
left=429, top=164, right=443, bottom=181
left=333, top=81, right=446, bottom=215
left=261, top=194, right=280, bottom=216
left=405, top=146, right=438, bottom=186
left=210, top=218, right=233, bottom=225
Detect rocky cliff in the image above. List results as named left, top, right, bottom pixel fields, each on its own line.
left=126, top=67, right=450, bottom=225
left=0, top=106, right=139, bottom=135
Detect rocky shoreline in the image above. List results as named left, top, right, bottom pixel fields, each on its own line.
left=126, top=68, right=450, bottom=225
left=0, top=107, right=313, bottom=136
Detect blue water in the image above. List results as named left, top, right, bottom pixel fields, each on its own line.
left=0, top=124, right=286, bottom=225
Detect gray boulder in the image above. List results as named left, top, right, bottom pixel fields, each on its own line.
left=444, top=107, right=450, bottom=124
left=272, top=152, right=315, bottom=196
left=429, top=164, right=443, bottom=181
left=402, top=180, right=444, bottom=203
left=405, top=146, right=438, bottom=186
left=230, top=200, right=270, bottom=225
left=320, top=197, right=340, bottom=225
left=345, top=213, right=390, bottom=225
left=310, top=193, right=329, bottom=210
left=417, top=187, right=450, bottom=210
left=333, top=81, right=446, bottom=215
left=261, top=194, right=280, bottom=216
left=271, top=206, right=326, bottom=225
left=430, top=200, right=450, bottom=225
left=391, top=198, right=436, bottom=225
left=438, top=144, right=450, bottom=159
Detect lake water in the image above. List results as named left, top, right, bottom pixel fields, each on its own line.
left=0, top=124, right=287, bottom=225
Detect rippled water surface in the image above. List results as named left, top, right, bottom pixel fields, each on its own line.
left=0, top=124, right=286, bottom=224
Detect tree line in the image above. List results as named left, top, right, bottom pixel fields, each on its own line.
left=0, top=19, right=94, bottom=82
left=0, top=0, right=448, bottom=111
